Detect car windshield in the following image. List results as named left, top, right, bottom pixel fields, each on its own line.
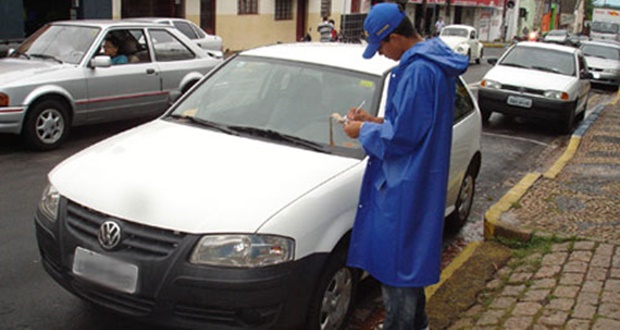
left=500, top=46, right=576, bottom=76
left=167, top=55, right=381, bottom=155
left=592, top=21, right=619, bottom=34
left=11, top=24, right=100, bottom=64
left=581, top=44, right=620, bottom=60
left=441, top=28, right=468, bottom=37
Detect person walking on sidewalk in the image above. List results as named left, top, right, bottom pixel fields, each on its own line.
left=318, top=16, right=335, bottom=42
left=341, top=3, right=468, bottom=329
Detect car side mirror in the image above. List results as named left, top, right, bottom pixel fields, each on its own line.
left=487, top=58, right=498, bottom=65
left=90, top=55, right=112, bottom=68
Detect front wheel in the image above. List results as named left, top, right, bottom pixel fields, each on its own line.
left=306, top=244, right=358, bottom=330
left=22, top=99, right=69, bottom=151
left=476, top=48, right=483, bottom=64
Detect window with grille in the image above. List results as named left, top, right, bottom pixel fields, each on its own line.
left=275, top=0, right=292, bottom=20
left=321, top=0, right=332, bottom=18
left=238, top=0, right=258, bottom=15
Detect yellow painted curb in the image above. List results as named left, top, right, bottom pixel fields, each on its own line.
left=484, top=172, right=541, bottom=239
left=544, top=136, right=581, bottom=179
left=426, top=241, right=481, bottom=299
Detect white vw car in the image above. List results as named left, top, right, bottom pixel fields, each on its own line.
left=440, top=24, right=484, bottom=64
left=479, top=42, right=591, bottom=133
left=35, top=43, right=482, bottom=330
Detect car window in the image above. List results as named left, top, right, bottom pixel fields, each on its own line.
left=102, top=29, right=151, bottom=64
left=169, top=56, right=381, bottom=152
left=442, top=28, right=468, bottom=37
left=454, top=79, right=475, bottom=123
left=577, top=55, right=588, bottom=76
left=581, top=44, right=620, bottom=60
left=13, top=24, right=100, bottom=64
left=191, top=23, right=207, bottom=39
left=148, top=29, right=195, bottom=61
left=173, top=21, right=198, bottom=40
left=500, top=46, right=576, bottom=76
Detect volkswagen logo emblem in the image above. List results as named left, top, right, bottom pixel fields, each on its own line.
left=98, top=220, right=122, bottom=250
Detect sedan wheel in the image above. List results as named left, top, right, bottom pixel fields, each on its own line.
left=23, top=99, right=69, bottom=151
left=446, top=161, right=477, bottom=232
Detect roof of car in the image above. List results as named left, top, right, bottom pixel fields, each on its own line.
left=50, top=19, right=164, bottom=29
left=124, top=17, right=185, bottom=24
left=515, top=41, right=578, bottom=54
left=580, top=40, right=620, bottom=49
left=239, top=42, right=397, bottom=76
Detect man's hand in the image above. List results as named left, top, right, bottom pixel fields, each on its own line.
left=343, top=121, right=363, bottom=138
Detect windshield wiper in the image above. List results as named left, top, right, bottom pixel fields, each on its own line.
left=168, top=114, right=239, bottom=136
left=11, top=51, right=30, bottom=59
left=29, top=53, right=63, bottom=64
left=501, top=62, right=529, bottom=69
left=229, top=125, right=330, bottom=154
left=531, top=66, right=563, bottom=74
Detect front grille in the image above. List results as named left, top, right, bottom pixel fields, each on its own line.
left=501, top=84, right=545, bottom=96
left=589, top=67, right=603, bottom=72
left=174, top=303, right=279, bottom=327
left=65, top=200, right=185, bottom=258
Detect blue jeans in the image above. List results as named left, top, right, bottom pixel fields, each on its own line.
left=381, top=285, right=428, bottom=330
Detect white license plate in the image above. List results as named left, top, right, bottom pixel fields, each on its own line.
left=72, top=247, right=138, bottom=294
left=507, top=95, right=533, bottom=108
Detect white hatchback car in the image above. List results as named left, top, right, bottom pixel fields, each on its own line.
left=35, top=43, right=482, bottom=330
left=479, top=42, right=591, bottom=133
left=440, top=24, right=484, bottom=64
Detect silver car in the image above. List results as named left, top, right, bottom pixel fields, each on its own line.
left=580, top=40, right=620, bottom=86
left=0, top=20, right=222, bottom=150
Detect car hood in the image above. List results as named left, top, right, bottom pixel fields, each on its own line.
left=584, top=56, right=620, bottom=70
left=484, top=65, right=576, bottom=91
left=440, top=36, right=467, bottom=48
left=0, top=58, right=64, bottom=85
left=49, top=120, right=359, bottom=234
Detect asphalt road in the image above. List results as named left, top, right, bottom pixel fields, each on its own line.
left=1, top=46, right=616, bottom=329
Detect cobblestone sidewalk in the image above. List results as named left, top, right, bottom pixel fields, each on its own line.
left=448, top=240, right=620, bottom=329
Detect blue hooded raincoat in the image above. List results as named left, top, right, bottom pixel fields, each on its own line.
left=347, top=38, right=469, bottom=287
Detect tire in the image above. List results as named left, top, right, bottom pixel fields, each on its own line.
left=22, top=99, right=69, bottom=151
left=559, top=104, right=576, bottom=134
left=576, top=96, right=588, bottom=122
left=467, top=50, right=471, bottom=63
left=306, top=243, right=358, bottom=330
left=475, top=48, right=483, bottom=64
left=445, top=161, right=477, bottom=232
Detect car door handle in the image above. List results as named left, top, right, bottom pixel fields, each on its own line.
left=146, top=68, right=156, bottom=74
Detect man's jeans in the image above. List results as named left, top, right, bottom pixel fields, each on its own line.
left=381, top=285, right=428, bottom=330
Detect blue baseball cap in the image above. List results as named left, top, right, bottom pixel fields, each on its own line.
left=362, top=3, right=407, bottom=59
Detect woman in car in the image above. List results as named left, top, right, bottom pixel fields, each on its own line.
left=103, top=36, right=128, bottom=65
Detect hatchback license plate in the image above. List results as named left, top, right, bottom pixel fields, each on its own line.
left=507, top=96, right=533, bottom=108
left=72, top=247, right=138, bottom=294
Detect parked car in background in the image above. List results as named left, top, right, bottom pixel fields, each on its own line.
left=567, top=33, right=591, bottom=47
left=35, top=42, right=482, bottom=330
left=439, top=24, right=484, bottom=64
left=0, top=20, right=222, bottom=150
left=479, top=42, right=591, bottom=133
left=543, top=29, right=570, bottom=45
left=580, top=40, right=620, bottom=86
left=126, top=17, right=223, bottom=58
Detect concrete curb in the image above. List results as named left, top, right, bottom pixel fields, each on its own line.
left=483, top=91, right=618, bottom=242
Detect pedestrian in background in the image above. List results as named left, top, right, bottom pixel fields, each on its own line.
left=341, top=3, right=468, bottom=329
left=434, top=16, right=445, bottom=36
left=318, top=16, right=334, bottom=42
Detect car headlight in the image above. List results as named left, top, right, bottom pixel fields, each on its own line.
left=480, top=79, right=501, bottom=89
left=544, top=90, right=569, bottom=100
left=39, top=184, right=60, bottom=222
left=190, top=234, right=294, bottom=267
left=603, top=68, right=620, bottom=74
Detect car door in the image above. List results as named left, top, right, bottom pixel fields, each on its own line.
left=147, top=28, right=211, bottom=94
left=83, top=28, right=166, bottom=123
left=576, top=54, right=591, bottom=111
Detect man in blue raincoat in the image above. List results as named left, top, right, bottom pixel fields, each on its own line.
left=342, top=3, right=468, bottom=329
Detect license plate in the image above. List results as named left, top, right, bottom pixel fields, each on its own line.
left=72, top=247, right=138, bottom=294
left=507, top=95, right=533, bottom=108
